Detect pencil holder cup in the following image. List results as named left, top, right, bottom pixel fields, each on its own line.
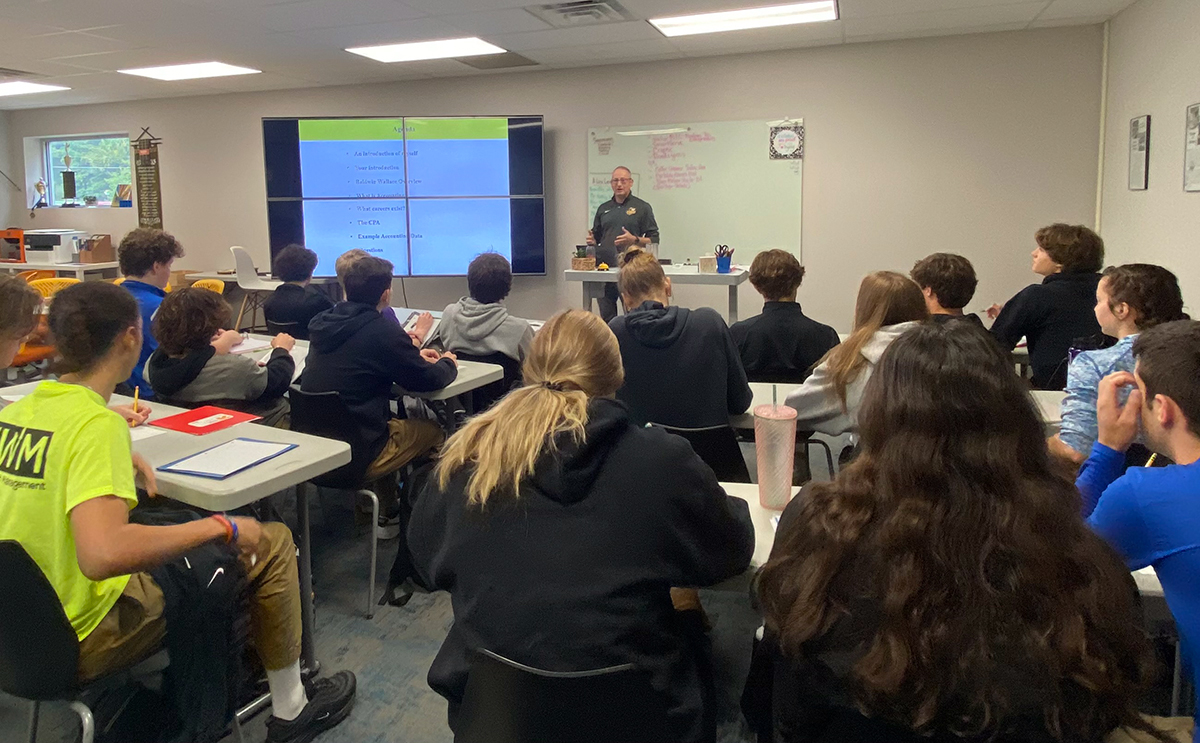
left=754, top=403, right=797, bottom=510
left=716, top=255, right=732, bottom=273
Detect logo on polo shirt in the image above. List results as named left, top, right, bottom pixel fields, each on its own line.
left=0, top=422, right=52, bottom=479
left=626, top=207, right=636, bottom=215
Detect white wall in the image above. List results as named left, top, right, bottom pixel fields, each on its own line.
left=5, top=26, right=1103, bottom=331
left=0, top=110, right=11, bottom=227
left=1102, top=0, right=1200, bottom=313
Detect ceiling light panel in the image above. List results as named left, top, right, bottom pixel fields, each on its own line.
left=0, top=81, right=70, bottom=96
left=346, top=37, right=507, bottom=63
left=650, top=1, right=838, bottom=37
left=118, top=62, right=262, bottom=80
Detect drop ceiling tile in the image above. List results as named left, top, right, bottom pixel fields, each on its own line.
left=403, top=0, right=533, bottom=13
left=439, top=8, right=553, bottom=35
left=843, top=3, right=1044, bottom=37
left=839, top=0, right=1034, bottom=19
left=1029, top=15, right=1110, bottom=28
left=847, top=20, right=1029, bottom=43
left=282, top=16, right=464, bottom=47
left=488, top=21, right=665, bottom=52
left=522, top=36, right=678, bottom=64
left=239, top=0, right=428, bottom=33
left=1036, top=0, right=1137, bottom=21
left=0, top=16, right=71, bottom=35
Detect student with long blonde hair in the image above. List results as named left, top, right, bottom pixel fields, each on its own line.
left=409, top=309, right=754, bottom=743
left=784, top=271, right=927, bottom=435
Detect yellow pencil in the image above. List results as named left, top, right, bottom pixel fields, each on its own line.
left=131, top=387, right=139, bottom=428
left=1145, top=453, right=1157, bottom=467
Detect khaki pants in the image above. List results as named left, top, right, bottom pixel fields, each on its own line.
left=77, top=522, right=303, bottom=682
left=1106, top=717, right=1194, bottom=743
left=363, top=419, right=444, bottom=509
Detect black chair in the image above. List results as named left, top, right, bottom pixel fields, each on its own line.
left=450, top=351, right=522, bottom=414
left=0, top=540, right=176, bottom=743
left=287, top=386, right=382, bottom=618
left=265, top=319, right=304, bottom=340
left=455, top=649, right=672, bottom=743
left=648, top=423, right=752, bottom=483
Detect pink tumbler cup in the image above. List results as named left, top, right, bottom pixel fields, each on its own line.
left=754, top=404, right=797, bottom=510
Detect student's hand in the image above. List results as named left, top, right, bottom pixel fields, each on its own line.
left=419, top=348, right=441, bottom=364
left=614, top=228, right=637, bottom=250
left=986, top=303, right=1004, bottom=320
left=440, top=351, right=458, bottom=368
left=271, top=333, right=296, bottom=352
left=211, top=329, right=242, bottom=354
left=230, top=517, right=265, bottom=560
left=413, top=312, right=434, bottom=340
left=1096, top=371, right=1142, bottom=453
left=586, top=230, right=596, bottom=247
left=112, top=403, right=150, bottom=427
left=132, top=453, right=158, bottom=498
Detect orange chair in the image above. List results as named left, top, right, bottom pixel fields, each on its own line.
left=28, top=278, right=80, bottom=298
left=16, top=270, right=54, bottom=282
left=111, top=277, right=125, bottom=285
left=191, top=278, right=226, bottom=294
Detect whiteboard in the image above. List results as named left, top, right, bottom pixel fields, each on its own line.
left=587, top=119, right=803, bottom=266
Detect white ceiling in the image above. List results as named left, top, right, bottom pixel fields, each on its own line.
left=0, top=0, right=1136, bottom=110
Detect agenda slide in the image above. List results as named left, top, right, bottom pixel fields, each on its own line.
left=262, top=115, right=546, bottom=276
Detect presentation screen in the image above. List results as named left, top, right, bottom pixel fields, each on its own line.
left=263, top=116, right=545, bottom=277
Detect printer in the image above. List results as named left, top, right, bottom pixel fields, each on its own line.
left=24, top=229, right=88, bottom=264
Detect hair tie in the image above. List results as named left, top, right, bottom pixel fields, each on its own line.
left=541, top=381, right=565, bottom=392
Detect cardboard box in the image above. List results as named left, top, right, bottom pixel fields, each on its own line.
left=169, top=270, right=199, bottom=289
left=78, top=234, right=113, bottom=264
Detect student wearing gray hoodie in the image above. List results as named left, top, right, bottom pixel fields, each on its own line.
left=433, top=252, right=534, bottom=363
left=785, top=271, right=927, bottom=436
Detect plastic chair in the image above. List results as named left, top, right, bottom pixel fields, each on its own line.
left=647, top=422, right=752, bottom=483
left=450, top=352, right=521, bottom=414
left=0, top=540, right=178, bottom=743
left=287, top=386, right=381, bottom=618
left=454, top=648, right=672, bottom=743
left=16, top=270, right=54, bottom=282
left=191, top=278, right=226, bottom=294
left=28, top=278, right=80, bottom=298
left=230, top=247, right=280, bottom=332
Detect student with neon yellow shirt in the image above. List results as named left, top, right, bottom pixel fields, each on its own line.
left=0, top=281, right=355, bottom=743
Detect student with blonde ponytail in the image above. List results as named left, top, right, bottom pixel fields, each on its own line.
left=409, top=309, right=754, bottom=743
left=785, top=271, right=927, bottom=435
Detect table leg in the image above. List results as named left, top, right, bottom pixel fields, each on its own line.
left=582, top=281, right=592, bottom=311
left=728, top=285, right=739, bottom=324
left=296, top=482, right=318, bottom=674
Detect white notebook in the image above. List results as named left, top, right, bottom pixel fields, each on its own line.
left=158, top=438, right=296, bottom=479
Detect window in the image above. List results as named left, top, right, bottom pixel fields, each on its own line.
left=43, top=134, right=132, bottom=207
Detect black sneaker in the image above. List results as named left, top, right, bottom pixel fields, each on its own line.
left=265, top=670, right=356, bottom=743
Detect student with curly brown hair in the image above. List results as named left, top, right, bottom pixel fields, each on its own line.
left=0, top=273, right=42, bottom=368
left=989, top=223, right=1106, bottom=390
left=752, top=321, right=1174, bottom=743
left=263, top=244, right=333, bottom=340
left=910, top=252, right=984, bottom=327
left=730, top=249, right=839, bottom=384
left=145, top=287, right=296, bottom=427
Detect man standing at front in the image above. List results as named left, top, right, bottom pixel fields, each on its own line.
left=587, top=166, right=659, bottom=322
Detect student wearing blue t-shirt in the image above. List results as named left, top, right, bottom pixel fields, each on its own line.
left=117, top=228, right=185, bottom=399
left=1076, top=319, right=1200, bottom=736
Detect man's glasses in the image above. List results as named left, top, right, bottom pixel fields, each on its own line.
left=610, top=178, right=633, bottom=184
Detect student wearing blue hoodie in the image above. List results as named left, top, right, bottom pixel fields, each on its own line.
left=608, top=248, right=751, bottom=428
left=117, top=228, right=185, bottom=398
left=432, top=252, right=533, bottom=363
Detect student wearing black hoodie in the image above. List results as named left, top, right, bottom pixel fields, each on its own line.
left=410, top=309, right=754, bottom=743
left=609, top=248, right=752, bottom=427
left=987, top=224, right=1106, bottom=390
left=302, top=256, right=457, bottom=511
left=262, top=244, right=333, bottom=340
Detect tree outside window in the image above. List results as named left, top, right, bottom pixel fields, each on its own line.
left=45, top=135, right=131, bottom=206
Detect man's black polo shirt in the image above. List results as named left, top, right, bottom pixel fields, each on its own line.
left=591, top=194, right=660, bottom=266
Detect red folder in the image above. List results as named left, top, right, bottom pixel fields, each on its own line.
left=149, top=405, right=260, bottom=435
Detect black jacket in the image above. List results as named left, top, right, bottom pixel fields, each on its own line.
left=990, top=273, right=1104, bottom=390
left=930, top=312, right=985, bottom=328
left=302, top=302, right=456, bottom=463
left=610, top=301, right=752, bottom=427
left=729, top=302, right=840, bottom=384
left=262, top=283, right=333, bottom=340
left=410, top=398, right=755, bottom=743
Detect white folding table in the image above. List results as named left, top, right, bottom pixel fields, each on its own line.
left=0, top=261, right=121, bottom=281
left=565, top=265, right=750, bottom=322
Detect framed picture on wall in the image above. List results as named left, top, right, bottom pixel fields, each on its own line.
left=1129, top=115, right=1150, bottom=191
left=1185, top=103, right=1200, bottom=192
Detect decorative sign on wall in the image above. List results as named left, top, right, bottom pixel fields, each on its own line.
left=769, top=122, right=804, bottom=160
left=131, top=127, right=164, bottom=229
left=1128, top=115, right=1150, bottom=191
left=1185, top=103, right=1200, bottom=193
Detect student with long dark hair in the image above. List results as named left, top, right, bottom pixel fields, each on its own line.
left=410, top=309, right=754, bottom=743
left=754, top=321, right=1165, bottom=743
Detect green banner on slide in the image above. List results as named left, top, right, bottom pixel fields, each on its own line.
left=298, top=119, right=405, bottom=141
left=406, top=118, right=508, bottom=140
